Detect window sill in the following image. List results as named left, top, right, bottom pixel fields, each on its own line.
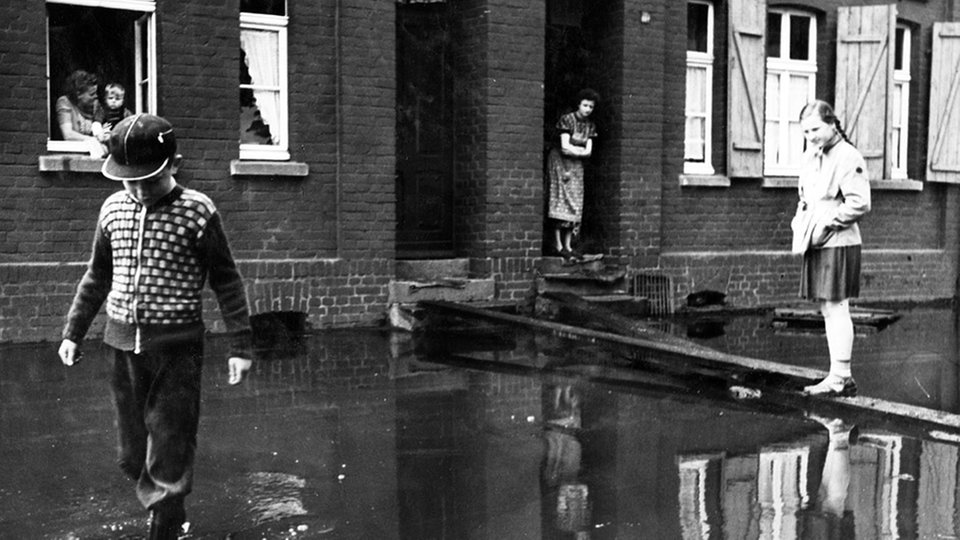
left=871, top=178, right=923, bottom=191
left=762, top=177, right=798, bottom=188
left=38, top=155, right=104, bottom=174
left=230, top=160, right=309, bottom=177
left=679, top=174, right=730, bottom=187
left=762, top=177, right=924, bottom=191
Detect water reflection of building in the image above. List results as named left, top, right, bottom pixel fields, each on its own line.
left=686, top=308, right=960, bottom=413
left=218, top=328, right=960, bottom=539
left=673, top=428, right=960, bottom=540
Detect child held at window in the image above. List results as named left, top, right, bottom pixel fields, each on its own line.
left=791, top=100, right=871, bottom=397
left=58, top=114, right=254, bottom=539
left=92, top=82, right=134, bottom=143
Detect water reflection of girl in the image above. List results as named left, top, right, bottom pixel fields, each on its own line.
left=800, top=415, right=857, bottom=539
left=542, top=384, right=591, bottom=539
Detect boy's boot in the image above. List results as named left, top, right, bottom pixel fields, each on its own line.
left=148, top=497, right=186, bottom=540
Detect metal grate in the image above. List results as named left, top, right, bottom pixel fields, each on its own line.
left=632, top=273, right=673, bottom=316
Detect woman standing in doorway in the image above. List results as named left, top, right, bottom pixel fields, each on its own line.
left=792, top=100, right=871, bottom=397
left=546, top=88, right=599, bottom=262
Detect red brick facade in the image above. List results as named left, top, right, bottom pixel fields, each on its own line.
left=1, top=0, right=958, bottom=342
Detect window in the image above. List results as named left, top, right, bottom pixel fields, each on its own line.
left=763, top=10, right=816, bottom=176
left=684, top=1, right=714, bottom=175
left=46, top=0, right=156, bottom=154
left=240, top=0, right=289, bottom=161
left=891, top=25, right=911, bottom=180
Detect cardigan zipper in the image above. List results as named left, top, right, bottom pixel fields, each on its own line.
left=132, top=204, right=147, bottom=353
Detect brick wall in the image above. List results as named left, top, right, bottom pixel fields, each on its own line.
left=652, top=0, right=960, bottom=307
left=1, top=0, right=958, bottom=344
left=0, top=0, right=394, bottom=343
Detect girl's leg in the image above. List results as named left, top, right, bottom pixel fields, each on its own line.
left=553, top=226, right=564, bottom=253
left=562, top=229, right=573, bottom=252
left=804, top=299, right=857, bottom=396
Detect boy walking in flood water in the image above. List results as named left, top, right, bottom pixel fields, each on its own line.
left=58, top=113, right=254, bottom=539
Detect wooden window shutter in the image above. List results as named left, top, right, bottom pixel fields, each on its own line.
left=927, top=23, right=960, bottom=183
left=835, top=5, right=896, bottom=181
left=727, top=0, right=765, bottom=178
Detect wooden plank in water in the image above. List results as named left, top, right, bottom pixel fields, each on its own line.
left=420, top=299, right=960, bottom=442
left=422, top=299, right=827, bottom=381
left=773, top=305, right=901, bottom=329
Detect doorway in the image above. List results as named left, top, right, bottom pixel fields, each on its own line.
left=396, top=1, right=454, bottom=259
left=544, top=0, right=608, bottom=256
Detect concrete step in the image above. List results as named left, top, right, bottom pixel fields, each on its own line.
left=388, top=277, right=497, bottom=331
left=540, top=255, right=605, bottom=274
left=537, top=266, right=628, bottom=296
left=581, top=294, right=650, bottom=317
left=396, top=258, right=470, bottom=280
left=388, top=277, right=495, bottom=304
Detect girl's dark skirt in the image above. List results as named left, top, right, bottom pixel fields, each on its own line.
left=800, top=245, right=861, bottom=301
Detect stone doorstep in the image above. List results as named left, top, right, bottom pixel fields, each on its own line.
left=581, top=294, right=651, bottom=317
left=388, top=301, right=518, bottom=334
left=396, top=258, right=471, bottom=281
left=536, top=276, right=628, bottom=297
left=388, top=277, right=495, bottom=304
left=539, top=256, right=604, bottom=274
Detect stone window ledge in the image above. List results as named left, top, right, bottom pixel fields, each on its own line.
left=230, top=160, right=309, bottom=177
left=679, top=174, right=731, bottom=187
left=39, top=155, right=311, bottom=179
left=38, top=155, right=104, bottom=173
left=763, top=176, right=923, bottom=191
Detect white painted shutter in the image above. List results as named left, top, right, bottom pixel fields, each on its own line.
left=835, top=4, right=896, bottom=181
left=927, top=23, right=960, bottom=183
left=727, top=0, right=765, bottom=178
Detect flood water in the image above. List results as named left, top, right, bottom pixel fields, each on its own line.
left=1, top=303, right=959, bottom=539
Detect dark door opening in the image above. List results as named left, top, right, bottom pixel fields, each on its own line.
left=544, top=0, right=608, bottom=256
left=396, top=2, right=454, bottom=259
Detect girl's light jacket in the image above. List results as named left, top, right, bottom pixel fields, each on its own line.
left=791, top=139, right=871, bottom=254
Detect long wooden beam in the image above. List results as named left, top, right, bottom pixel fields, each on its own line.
left=419, top=299, right=960, bottom=444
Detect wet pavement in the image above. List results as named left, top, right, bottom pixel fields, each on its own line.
left=2, top=303, right=960, bottom=539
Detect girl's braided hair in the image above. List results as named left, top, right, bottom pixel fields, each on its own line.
left=799, top=99, right=852, bottom=145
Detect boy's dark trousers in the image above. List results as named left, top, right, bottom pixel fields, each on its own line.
left=110, top=340, right=203, bottom=517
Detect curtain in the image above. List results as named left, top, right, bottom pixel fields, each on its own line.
left=240, top=29, right=280, bottom=145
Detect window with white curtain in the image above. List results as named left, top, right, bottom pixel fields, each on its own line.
left=240, top=0, right=288, bottom=160
left=685, top=1, right=714, bottom=175
left=46, top=0, right=156, bottom=154
left=764, top=10, right=816, bottom=176
left=891, top=25, right=911, bottom=179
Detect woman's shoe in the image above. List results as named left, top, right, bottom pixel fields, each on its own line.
left=802, top=375, right=858, bottom=397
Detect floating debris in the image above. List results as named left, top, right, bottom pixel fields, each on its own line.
left=729, top=385, right=762, bottom=400
left=772, top=305, right=901, bottom=333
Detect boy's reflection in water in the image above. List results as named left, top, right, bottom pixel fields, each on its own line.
left=801, top=415, right=858, bottom=539
left=541, top=383, right=592, bottom=540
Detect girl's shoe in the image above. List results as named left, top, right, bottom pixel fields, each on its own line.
left=802, top=375, right=858, bottom=397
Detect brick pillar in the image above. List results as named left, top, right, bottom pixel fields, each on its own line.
left=590, top=1, right=667, bottom=269
left=453, top=0, right=545, bottom=302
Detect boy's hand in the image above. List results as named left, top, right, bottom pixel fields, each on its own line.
left=58, top=339, right=82, bottom=366
left=228, top=356, right=252, bottom=385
